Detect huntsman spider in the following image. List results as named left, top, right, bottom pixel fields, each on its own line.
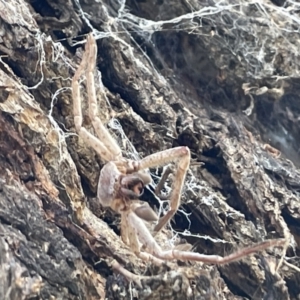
left=72, top=33, right=286, bottom=274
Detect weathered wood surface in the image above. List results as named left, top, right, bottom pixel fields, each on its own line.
left=0, top=0, right=300, bottom=299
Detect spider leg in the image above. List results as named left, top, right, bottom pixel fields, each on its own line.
left=127, top=210, right=286, bottom=265
left=123, top=210, right=165, bottom=266
left=155, top=164, right=175, bottom=200
left=121, top=208, right=130, bottom=246
left=111, top=259, right=143, bottom=288
left=72, top=36, right=111, bottom=161
left=85, top=34, right=122, bottom=160
left=72, top=33, right=121, bottom=162
left=132, top=146, right=190, bottom=233
left=155, top=238, right=286, bottom=264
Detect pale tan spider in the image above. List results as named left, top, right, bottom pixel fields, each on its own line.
left=72, top=34, right=286, bottom=273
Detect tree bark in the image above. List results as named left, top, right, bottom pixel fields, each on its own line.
left=0, top=0, right=299, bottom=299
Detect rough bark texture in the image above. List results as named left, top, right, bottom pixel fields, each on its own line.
left=0, top=0, right=300, bottom=299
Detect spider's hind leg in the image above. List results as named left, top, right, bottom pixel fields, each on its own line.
left=84, top=34, right=122, bottom=161
left=72, top=33, right=122, bottom=162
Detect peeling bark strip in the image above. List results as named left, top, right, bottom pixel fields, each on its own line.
left=0, top=0, right=300, bottom=299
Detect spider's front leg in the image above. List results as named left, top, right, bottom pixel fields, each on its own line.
left=128, top=146, right=191, bottom=234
